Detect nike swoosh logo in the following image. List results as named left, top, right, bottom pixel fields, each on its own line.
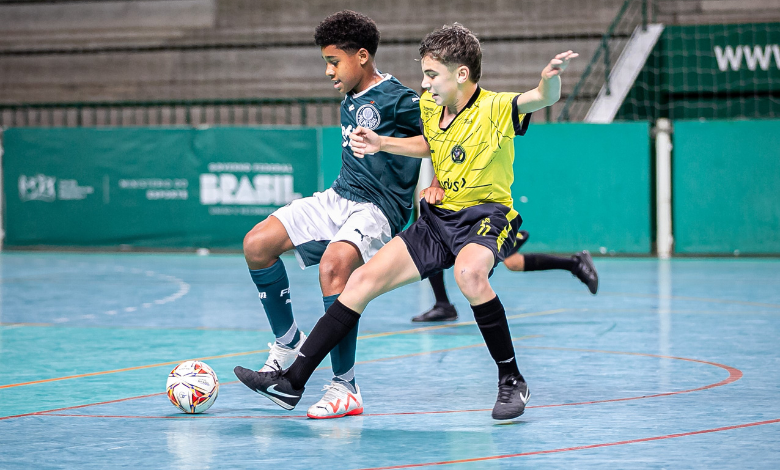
left=266, top=384, right=299, bottom=398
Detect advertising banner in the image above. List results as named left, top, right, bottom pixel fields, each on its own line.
left=3, top=127, right=319, bottom=249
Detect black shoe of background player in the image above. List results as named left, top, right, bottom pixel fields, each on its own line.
left=234, top=361, right=304, bottom=410
left=572, top=250, right=599, bottom=294
left=505, top=230, right=530, bottom=257
left=412, top=303, right=458, bottom=322
left=492, top=373, right=530, bottom=420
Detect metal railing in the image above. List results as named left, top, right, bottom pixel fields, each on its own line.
left=558, top=0, right=654, bottom=121
left=0, top=97, right=343, bottom=128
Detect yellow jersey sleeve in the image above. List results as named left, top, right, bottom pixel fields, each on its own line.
left=486, top=92, right=531, bottom=138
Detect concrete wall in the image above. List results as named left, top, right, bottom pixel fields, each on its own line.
left=0, top=0, right=620, bottom=108
left=2, top=0, right=777, bottom=119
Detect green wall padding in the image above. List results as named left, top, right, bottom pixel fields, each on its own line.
left=510, top=122, right=651, bottom=254
left=673, top=119, right=780, bottom=254
left=4, top=123, right=652, bottom=253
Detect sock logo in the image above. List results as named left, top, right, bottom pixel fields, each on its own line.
left=498, top=356, right=515, bottom=364
left=280, top=287, right=290, bottom=297
left=258, top=292, right=267, bottom=299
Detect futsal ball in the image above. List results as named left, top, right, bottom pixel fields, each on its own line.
left=166, top=361, right=219, bottom=413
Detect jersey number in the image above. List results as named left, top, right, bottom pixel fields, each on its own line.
left=477, top=218, right=492, bottom=236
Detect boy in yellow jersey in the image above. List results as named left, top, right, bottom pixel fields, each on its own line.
left=234, top=23, right=577, bottom=420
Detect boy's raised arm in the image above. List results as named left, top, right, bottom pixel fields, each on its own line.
left=516, top=50, right=579, bottom=114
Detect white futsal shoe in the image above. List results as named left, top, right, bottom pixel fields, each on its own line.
left=307, top=380, right=364, bottom=419
left=260, top=332, right=306, bottom=372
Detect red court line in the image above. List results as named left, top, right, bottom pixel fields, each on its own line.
left=45, top=413, right=307, bottom=420
left=0, top=391, right=165, bottom=421
left=0, top=310, right=556, bottom=391
left=1, top=347, right=743, bottom=422
left=43, top=409, right=493, bottom=419
left=519, top=346, right=743, bottom=406
left=0, top=338, right=530, bottom=421
left=36, top=354, right=743, bottom=421
left=351, top=418, right=780, bottom=470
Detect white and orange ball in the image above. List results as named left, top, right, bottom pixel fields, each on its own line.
left=166, top=361, right=219, bottom=413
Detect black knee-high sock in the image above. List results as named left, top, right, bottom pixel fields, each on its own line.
left=523, top=253, right=576, bottom=272
left=472, top=296, right=521, bottom=380
left=429, top=271, right=451, bottom=305
left=284, top=299, right=360, bottom=390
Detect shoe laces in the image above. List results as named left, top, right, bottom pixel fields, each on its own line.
left=497, top=376, right=520, bottom=403
left=266, top=341, right=291, bottom=366
left=319, top=382, right=348, bottom=403
left=262, top=359, right=284, bottom=378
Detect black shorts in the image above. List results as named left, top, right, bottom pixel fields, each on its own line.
left=398, top=200, right=523, bottom=280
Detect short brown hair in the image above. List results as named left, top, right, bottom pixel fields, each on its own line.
left=419, top=23, right=482, bottom=82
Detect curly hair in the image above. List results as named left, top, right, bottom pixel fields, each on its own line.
left=419, top=23, right=482, bottom=82
left=314, top=10, right=380, bottom=56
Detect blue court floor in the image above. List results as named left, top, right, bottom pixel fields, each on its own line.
left=1, top=252, right=779, bottom=469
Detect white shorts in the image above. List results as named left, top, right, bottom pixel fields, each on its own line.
left=272, top=188, right=393, bottom=269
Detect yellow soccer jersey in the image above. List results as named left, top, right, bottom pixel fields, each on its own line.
left=420, top=87, right=531, bottom=212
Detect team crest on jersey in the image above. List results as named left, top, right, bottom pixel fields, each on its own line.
left=356, top=104, right=381, bottom=129
left=451, top=145, right=466, bottom=164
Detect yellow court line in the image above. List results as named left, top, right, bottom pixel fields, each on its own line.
left=353, top=335, right=542, bottom=366
left=358, top=309, right=565, bottom=340
left=500, top=285, right=780, bottom=310
left=608, top=292, right=780, bottom=310
left=0, top=322, right=274, bottom=332
left=0, top=335, right=544, bottom=421
left=0, top=309, right=562, bottom=390
left=0, top=348, right=273, bottom=390
left=571, top=308, right=780, bottom=315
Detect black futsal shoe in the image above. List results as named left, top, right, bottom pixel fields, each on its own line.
left=506, top=230, right=530, bottom=257
left=572, top=250, right=599, bottom=294
left=234, top=363, right=304, bottom=410
left=412, top=303, right=458, bottom=322
left=492, top=374, right=530, bottom=420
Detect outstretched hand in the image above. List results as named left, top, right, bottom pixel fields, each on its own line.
left=541, top=50, right=579, bottom=79
left=349, top=126, right=381, bottom=158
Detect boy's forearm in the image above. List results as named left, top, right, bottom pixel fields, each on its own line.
left=536, top=75, right=561, bottom=107
left=517, top=76, right=563, bottom=114
left=379, top=135, right=431, bottom=158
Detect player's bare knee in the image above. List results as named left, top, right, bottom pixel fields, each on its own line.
left=243, top=227, right=275, bottom=267
left=344, top=264, right=383, bottom=299
left=319, top=257, right=352, bottom=292
left=454, top=265, right=490, bottom=297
